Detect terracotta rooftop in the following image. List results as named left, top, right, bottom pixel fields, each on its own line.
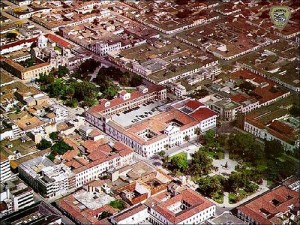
left=113, top=203, right=147, bottom=223
left=67, top=140, right=134, bottom=174
left=146, top=189, right=214, bottom=224
left=88, top=84, right=165, bottom=116
left=190, top=108, right=217, bottom=122
left=45, top=33, right=72, bottom=48
left=237, top=186, right=299, bottom=225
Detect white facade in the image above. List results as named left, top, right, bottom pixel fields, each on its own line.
left=18, top=157, right=76, bottom=199
left=0, top=159, right=11, bottom=182
left=106, top=115, right=216, bottom=159
left=111, top=204, right=149, bottom=225
left=244, top=121, right=299, bottom=152
left=74, top=151, right=135, bottom=187
left=95, top=41, right=122, bottom=56
left=0, top=177, right=34, bottom=216
left=149, top=204, right=216, bottom=225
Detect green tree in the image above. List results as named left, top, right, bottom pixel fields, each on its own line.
left=37, top=139, right=52, bottom=150
left=51, top=140, right=73, bottom=155
left=158, top=150, right=166, bottom=157
left=197, top=175, right=224, bottom=197
left=6, top=32, right=17, bottom=39
left=72, top=81, right=97, bottom=101
left=65, top=86, right=75, bottom=100
left=189, top=148, right=213, bottom=176
left=65, top=98, right=78, bottom=108
left=58, top=65, right=69, bottom=77
left=82, top=97, right=97, bottom=107
left=49, top=132, right=58, bottom=141
left=98, top=211, right=112, bottom=220
left=204, top=129, right=215, bottom=146
left=170, top=153, right=188, bottom=172
left=189, top=149, right=213, bottom=176
left=129, top=74, right=143, bottom=87
left=48, top=79, right=66, bottom=98
left=109, top=200, right=126, bottom=210
left=265, top=139, right=284, bottom=158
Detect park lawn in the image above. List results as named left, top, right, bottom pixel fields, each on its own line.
left=255, top=159, right=268, bottom=172
left=229, top=189, right=251, bottom=203
left=54, top=46, right=62, bottom=52
left=228, top=192, right=236, bottom=204
left=212, top=192, right=224, bottom=204
left=205, top=150, right=225, bottom=160
left=168, top=152, right=187, bottom=162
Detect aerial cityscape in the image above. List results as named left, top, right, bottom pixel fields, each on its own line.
left=0, top=0, right=299, bottom=225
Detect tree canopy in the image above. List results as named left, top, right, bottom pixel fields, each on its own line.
left=170, top=153, right=188, bottom=172
left=37, top=139, right=52, bottom=150
left=188, top=149, right=213, bottom=176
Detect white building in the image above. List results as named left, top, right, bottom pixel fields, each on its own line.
left=50, top=104, right=69, bottom=122
left=95, top=41, right=122, bottom=56
left=0, top=176, right=34, bottom=217
left=111, top=204, right=149, bottom=225
left=0, top=158, right=11, bottom=182
left=169, top=82, right=187, bottom=97
left=67, top=140, right=135, bottom=188
left=146, top=189, right=216, bottom=225
left=86, top=84, right=167, bottom=131
left=104, top=99, right=217, bottom=158
left=18, top=157, right=76, bottom=199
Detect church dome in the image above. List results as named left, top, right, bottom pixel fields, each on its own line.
left=38, top=34, right=48, bottom=44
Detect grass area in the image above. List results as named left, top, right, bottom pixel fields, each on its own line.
left=267, top=180, right=273, bottom=187
left=109, top=200, right=126, bottom=210
left=205, top=150, right=225, bottom=160
left=168, top=152, right=187, bottom=162
left=54, top=46, right=62, bottom=52
left=212, top=192, right=224, bottom=204
left=0, top=138, right=37, bottom=156
left=229, top=188, right=255, bottom=204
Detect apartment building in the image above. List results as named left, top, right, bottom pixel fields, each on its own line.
left=0, top=176, right=34, bottom=216
left=0, top=157, right=11, bottom=182
left=18, top=157, right=76, bottom=199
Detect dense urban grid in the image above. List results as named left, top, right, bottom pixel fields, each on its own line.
left=0, top=0, right=299, bottom=225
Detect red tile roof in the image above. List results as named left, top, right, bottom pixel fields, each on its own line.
left=146, top=189, right=214, bottom=224
left=113, top=203, right=147, bottom=223
left=45, top=33, right=72, bottom=48
left=88, top=84, right=165, bottom=115
left=231, top=94, right=252, bottom=103
left=0, top=37, right=37, bottom=51
left=190, top=108, right=217, bottom=122
left=57, top=194, right=117, bottom=225
left=230, top=69, right=289, bottom=104
left=184, top=99, right=204, bottom=110
left=67, top=140, right=134, bottom=174
left=237, top=186, right=299, bottom=225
